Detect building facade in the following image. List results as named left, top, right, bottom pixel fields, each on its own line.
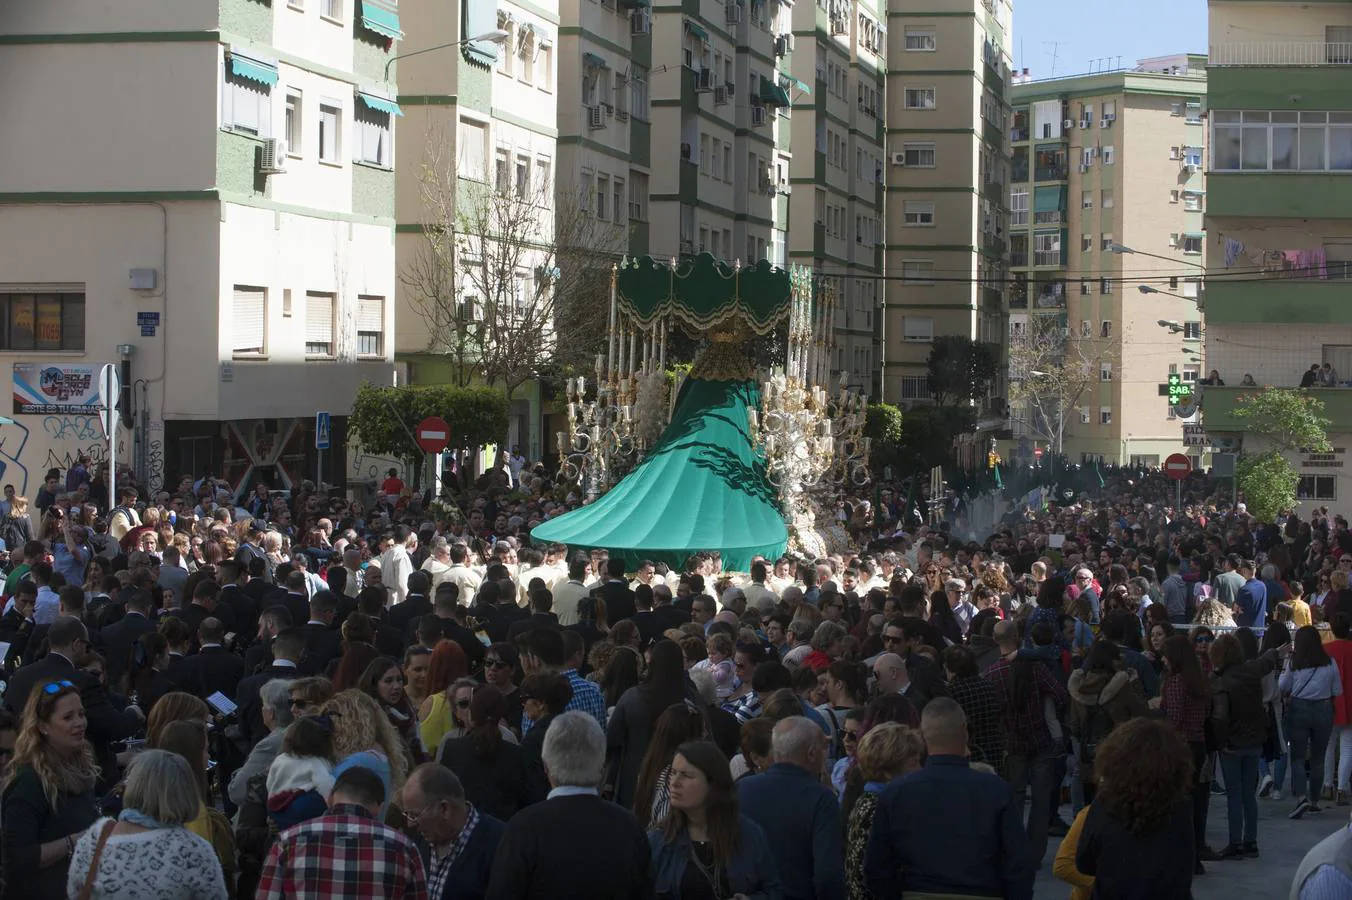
left=1202, top=0, right=1352, bottom=515
left=0, top=0, right=396, bottom=498
left=788, top=0, right=885, bottom=395
left=1008, top=56, right=1208, bottom=467
left=880, top=0, right=1012, bottom=415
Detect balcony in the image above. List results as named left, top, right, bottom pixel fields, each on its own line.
left=1033, top=250, right=1063, bottom=267
left=1203, top=385, right=1352, bottom=431
left=1008, top=291, right=1028, bottom=309
left=1032, top=210, right=1062, bottom=226
left=1209, top=173, right=1352, bottom=220
left=1010, top=128, right=1029, bottom=143
left=1209, top=42, right=1352, bottom=66
left=1035, top=164, right=1069, bottom=182
left=1206, top=277, right=1352, bottom=325
left=1032, top=292, right=1066, bottom=310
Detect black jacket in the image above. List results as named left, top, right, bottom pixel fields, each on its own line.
left=507, top=613, right=560, bottom=644
left=485, top=794, right=652, bottom=900
left=438, top=735, right=538, bottom=822
left=418, top=811, right=506, bottom=900
left=1, top=765, right=99, bottom=900
left=387, top=594, right=433, bottom=638
left=1211, top=653, right=1277, bottom=751
left=174, top=645, right=247, bottom=702
left=298, top=622, right=343, bottom=676
left=1076, top=796, right=1194, bottom=899
left=236, top=663, right=300, bottom=745
left=0, top=609, right=36, bottom=669
left=279, top=593, right=312, bottom=631
left=595, top=582, right=637, bottom=624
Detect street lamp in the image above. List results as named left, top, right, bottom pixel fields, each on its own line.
left=384, top=29, right=510, bottom=80
left=1137, top=284, right=1202, bottom=307
left=1112, top=243, right=1206, bottom=269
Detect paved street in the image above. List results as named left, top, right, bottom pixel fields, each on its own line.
left=1033, top=792, right=1346, bottom=897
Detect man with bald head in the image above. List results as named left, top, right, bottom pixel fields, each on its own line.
left=871, top=652, right=912, bottom=697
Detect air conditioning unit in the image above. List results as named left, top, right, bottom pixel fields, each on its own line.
left=630, top=9, right=650, bottom=34
left=259, top=138, right=286, bottom=174
left=1184, top=163, right=1198, bottom=173
left=1080, top=119, right=1090, bottom=129
left=779, top=183, right=791, bottom=194
left=774, top=35, right=788, bottom=57
left=751, top=105, right=767, bottom=126
left=616, top=108, right=630, bottom=121
left=587, top=105, right=605, bottom=129
left=726, top=3, right=742, bottom=24
left=697, top=68, right=715, bottom=91
left=1063, top=119, right=1075, bottom=129
left=714, top=85, right=729, bottom=105
left=680, top=142, right=693, bottom=160
left=1102, top=114, right=1116, bottom=126
left=602, top=101, right=614, bottom=117
left=891, top=152, right=907, bottom=166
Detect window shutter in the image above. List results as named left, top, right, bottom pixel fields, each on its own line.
left=306, top=293, right=334, bottom=345
left=357, top=295, right=383, bottom=331
left=233, top=287, right=266, bottom=353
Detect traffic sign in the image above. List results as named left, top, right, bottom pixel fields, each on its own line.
left=416, top=416, right=451, bottom=454
left=1164, top=452, right=1192, bottom=480
left=315, top=411, right=331, bottom=450
left=98, top=364, right=120, bottom=440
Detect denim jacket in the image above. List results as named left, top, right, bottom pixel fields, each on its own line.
left=648, top=816, right=784, bottom=900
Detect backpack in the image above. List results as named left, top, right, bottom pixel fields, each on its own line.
left=1078, top=701, right=1116, bottom=765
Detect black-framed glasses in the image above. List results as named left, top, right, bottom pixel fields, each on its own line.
left=42, top=680, right=75, bottom=695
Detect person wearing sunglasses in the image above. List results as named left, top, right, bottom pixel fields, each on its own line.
left=0, top=679, right=100, bottom=898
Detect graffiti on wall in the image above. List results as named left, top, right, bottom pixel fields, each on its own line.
left=0, top=420, right=31, bottom=495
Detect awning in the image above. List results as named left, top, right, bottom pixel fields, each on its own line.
left=619, top=0, right=650, bottom=7
left=686, top=21, right=709, bottom=42
left=359, top=0, right=403, bottom=39
left=583, top=52, right=609, bottom=70
left=1183, top=231, right=1206, bottom=238
left=1033, top=186, right=1063, bottom=212
left=759, top=75, right=790, bottom=106
left=228, top=51, right=279, bottom=87
left=780, top=73, right=811, bottom=94
left=358, top=91, right=404, bottom=117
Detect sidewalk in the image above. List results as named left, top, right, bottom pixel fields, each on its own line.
left=1033, top=792, right=1348, bottom=898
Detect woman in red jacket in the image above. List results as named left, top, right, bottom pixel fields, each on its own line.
left=1321, top=612, right=1352, bottom=804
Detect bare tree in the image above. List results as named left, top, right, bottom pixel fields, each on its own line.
left=1007, top=316, right=1119, bottom=458
left=402, top=125, right=624, bottom=399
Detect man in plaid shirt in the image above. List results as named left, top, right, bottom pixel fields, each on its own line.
left=259, top=766, right=428, bottom=900
left=518, top=629, right=607, bottom=735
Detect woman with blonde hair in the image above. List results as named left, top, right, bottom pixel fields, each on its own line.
left=844, top=723, right=925, bottom=900
left=0, top=680, right=101, bottom=898
left=0, top=495, right=34, bottom=550
left=154, top=719, right=236, bottom=887
left=146, top=692, right=209, bottom=747
left=322, top=689, right=409, bottom=815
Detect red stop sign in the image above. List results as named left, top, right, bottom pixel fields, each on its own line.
left=1164, top=452, right=1192, bottom=480
left=416, top=416, right=451, bottom=454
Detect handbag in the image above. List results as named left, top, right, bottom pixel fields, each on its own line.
left=77, top=820, right=117, bottom=900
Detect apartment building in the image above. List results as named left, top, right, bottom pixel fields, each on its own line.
left=787, top=0, right=885, bottom=395
left=1201, top=1, right=1352, bottom=516
left=0, top=0, right=396, bottom=497
left=1007, top=55, right=1208, bottom=467
left=394, top=0, right=559, bottom=459
left=881, top=0, right=1013, bottom=413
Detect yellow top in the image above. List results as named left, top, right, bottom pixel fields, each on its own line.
left=419, top=691, right=455, bottom=754
left=1052, top=805, right=1094, bottom=900
left=1292, top=598, right=1313, bottom=628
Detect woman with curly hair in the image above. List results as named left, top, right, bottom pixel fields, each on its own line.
left=322, top=689, right=410, bottom=817
left=844, top=723, right=925, bottom=900
left=1072, top=717, right=1195, bottom=899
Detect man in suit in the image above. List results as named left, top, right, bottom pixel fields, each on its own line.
left=243, top=605, right=293, bottom=675
left=5, top=616, right=142, bottom=789
left=418, top=584, right=484, bottom=671
left=175, top=617, right=245, bottom=701
left=649, top=584, right=690, bottom=634
left=402, top=763, right=506, bottom=900
left=298, top=590, right=343, bottom=676
left=485, top=712, right=650, bottom=900
left=864, top=699, right=1033, bottom=900
left=507, top=589, right=560, bottom=644
left=594, top=558, right=638, bottom=626
left=240, top=556, right=283, bottom=613
left=0, top=581, right=40, bottom=668
left=236, top=627, right=304, bottom=747
left=215, top=559, right=257, bottom=649
left=358, top=589, right=405, bottom=659
left=176, top=579, right=225, bottom=644
left=388, top=570, right=433, bottom=637
left=278, top=570, right=312, bottom=629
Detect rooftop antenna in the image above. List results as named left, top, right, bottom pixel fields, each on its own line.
left=1043, top=40, right=1062, bottom=76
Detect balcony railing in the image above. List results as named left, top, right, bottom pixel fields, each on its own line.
left=1034, top=250, right=1062, bottom=267
left=1033, top=210, right=1062, bottom=225
left=1010, top=128, right=1029, bottom=142
left=1033, top=292, right=1066, bottom=309
left=1010, top=251, right=1028, bottom=267
left=1209, top=42, right=1352, bottom=66
left=1035, top=165, right=1069, bottom=181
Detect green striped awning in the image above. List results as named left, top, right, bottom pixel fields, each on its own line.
left=759, top=75, right=790, bottom=106
left=227, top=51, right=279, bottom=87
left=583, top=52, right=609, bottom=70
left=1183, top=231, right=1206, bottom=238
left=358, top=91, right=404, bottom=117
left=360, top=0, right=403, bottom=39
left=780, top=73, right=811, bottom=94
left=686, top=21, right=709, bottom=42
left=1033, top=186, right=1064, bottom=212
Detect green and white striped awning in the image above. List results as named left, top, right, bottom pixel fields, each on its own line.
left=358, top=91, right=404, bottom=117
left=227, top=50, right=279, bottom=86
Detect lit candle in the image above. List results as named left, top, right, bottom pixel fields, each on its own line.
left=748, top=409, right=759, bottom=432
left=568, top=402, right=576, bottom=421
left=595, top=354, right=604, bottom=377
left=556, top=431, right=566, bottom=453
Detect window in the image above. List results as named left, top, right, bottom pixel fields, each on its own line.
left=1183, top=191, right=1203, bottom=211
left=538, top=43, right=554, bottom=92
left=595, top=174, right=610, bottom=220
left=285, top=90, right=302, bottom=155
left=1100, top=407, right=1112, bottom=425
left=1101, top=233, right=1113, bottom=251
left=518, top=29, right=535, bottom=84
left=904, top=88, right=936, bottom=110
left=318, top=103, right=341, bottom=164
left=495, top=149, right=511, bottom=194
left=1010, top=190, right=1028, bottom=225
left=900, top=376, right=932, bottom=400
left=458, top=119, right=488, bottom=181
left=1100, top=278, right=1112, bottom=295
left=1182, top=146, right=1202, bottom=167
left=1170, top=189, right=1180, bottom=204
left=903, top=316, right=934, bottom=342
left=1102, top=145, right=1115, bottom=164
left=1082, top=191, right=1093, bottom=209
left=1100, top=362, right=1113, bottom=381
left=1185, top=101, right=1202, bottom=124
left=903, top=201, right=935, bottom=226
left=1182, top=278, right=1200, bottom=298
left=1171, top=101, right=1183, bottom=116
left=320, top=0, right=341, bottom=21
left=630, top=172, right=648, bottom=221
left=630, top=66, right=649, bottom=120
left=1081, top=234, right=1092, bottom=253
left=612, top=177, right=625, bottom=224
left=354, top=102, right=392, bottom=167
left=1101, top=189, right=1114, bottom=208
left=1034, top=232, right=1061, bottom=266
left=1101, top=320, right=1112, bottom=338
left=222, top=64, right=272, bottom=136
left=232, top=287, right=266, bottom=357
left=901, top=260, right=934, bottom=283
left=1183, top=366, right=1199, bottom=382
left=1182, top=235, right=1203, bottom=254
left=1299, top=475, right=1338, bottom=501
left=1214, top=110, right=1352, bottom=172
left=1183, top=321, right=1202, bottom=340
left=516, top=155, right=531, bottom=200
left=0, top=293, right=85, bottom=351
left=305, top=292, right=335, bottom=357
left=904, top=28, right=936, bottom=50
left=902, top=142, right=935, bottom=168
left=1081, top=319, right=1092, bottom=337
left=1080, top=407, right=1090, bottom=424
left=356, top=295, right=384, bottom=357
left=1080, top=280, right=1091, bottom=296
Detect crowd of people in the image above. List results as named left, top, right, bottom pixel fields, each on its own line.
left=0, top=456, right=1350, bottom=898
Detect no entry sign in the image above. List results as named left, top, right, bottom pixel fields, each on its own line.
left=1164, top=452, right=1192, bottom=481
left=416, top=416, right=450, bottom=454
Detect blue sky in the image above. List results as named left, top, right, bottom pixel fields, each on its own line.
left=1011, top=0, right=1208, bottom=78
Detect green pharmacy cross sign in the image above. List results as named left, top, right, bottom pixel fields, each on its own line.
left=1167, top=373, right=1193, bottom=406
